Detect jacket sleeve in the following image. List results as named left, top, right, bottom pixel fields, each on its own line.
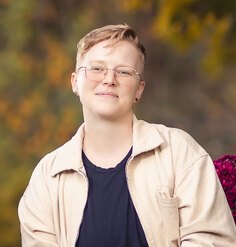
left=18, top=160, right=59, bottom=247
left=175, top=152, right=236, bottom=246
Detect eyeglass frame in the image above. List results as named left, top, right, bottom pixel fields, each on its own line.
left=76, top=64, right=143, bottom=82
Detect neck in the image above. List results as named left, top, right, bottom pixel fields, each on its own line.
left=82, top=113, right=133, bottom=168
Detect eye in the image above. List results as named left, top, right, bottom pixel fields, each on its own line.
left=116, top=67, right=133, bottom=77
left=89, top=65, right=105, bottom=73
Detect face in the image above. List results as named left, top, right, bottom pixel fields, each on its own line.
left=71, top=40, right=145, bottom=121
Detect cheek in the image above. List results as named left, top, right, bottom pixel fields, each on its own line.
left=124, top=83, right=140, bottom=95
left=121, top=84, right=139, bottom=101
left=76, top=73, right=88, bottom=90
left=76, top=76, right=99, bottom=96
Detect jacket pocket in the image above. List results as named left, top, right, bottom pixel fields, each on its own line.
left=157, top=187, right=180, bottom=247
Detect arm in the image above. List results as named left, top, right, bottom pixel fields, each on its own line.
left=18, top=161, right=59, bottom=247
left=176, top=154, right=236, bottom=246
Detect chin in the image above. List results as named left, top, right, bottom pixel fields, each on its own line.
left=96, top=112, right=119, bottom=120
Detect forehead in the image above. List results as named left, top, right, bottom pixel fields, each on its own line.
left=81, top=40, right=140, bottom=67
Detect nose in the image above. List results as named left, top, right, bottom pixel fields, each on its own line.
left=102, top=69, right=117, bottom=85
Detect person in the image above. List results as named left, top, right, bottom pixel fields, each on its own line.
left=18, top=24, right=236, bottom=247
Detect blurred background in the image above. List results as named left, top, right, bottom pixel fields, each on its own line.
left=0, top=0, right=235, bottom=246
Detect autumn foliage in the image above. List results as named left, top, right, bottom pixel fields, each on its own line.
left=0, top=0, right=236, bottom=246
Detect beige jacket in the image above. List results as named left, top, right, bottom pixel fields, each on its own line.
left=18, top=117, right=236, bottom=246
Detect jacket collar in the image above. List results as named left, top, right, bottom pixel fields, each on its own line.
left=132, top=115, right=164, bottom=156
left=51, top=116, right=164, bottom=177
left=50, top=124, right=85, bottom=176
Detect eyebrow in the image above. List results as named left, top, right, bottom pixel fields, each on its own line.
left=87, top=60, right=105, bottom=64
left=87, top=60, right=136, bottom=68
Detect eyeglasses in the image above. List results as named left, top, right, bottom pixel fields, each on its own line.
left=77, top=64, right=142, bottom=83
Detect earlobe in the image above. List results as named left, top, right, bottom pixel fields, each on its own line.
left=71, top=72, right=79, bottom=96
left=135, top=80, right=145, bottom=102
left=73, top=87, right=79, bottom=96
left=73, top=84, right=79, bottom=96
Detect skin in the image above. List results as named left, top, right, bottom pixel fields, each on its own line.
left=71, top=40, right=145, bottom=168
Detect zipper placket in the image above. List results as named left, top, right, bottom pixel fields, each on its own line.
left=73, top=168, right=89, bottom=245
left=125, top=153, right=155, bottom=247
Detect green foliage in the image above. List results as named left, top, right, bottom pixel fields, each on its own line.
left=0, top=0, right=236, bottom=246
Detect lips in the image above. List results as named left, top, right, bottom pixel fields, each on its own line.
left=95, top=92, right=118, bottom=98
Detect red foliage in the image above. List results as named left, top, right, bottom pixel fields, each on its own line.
left=214, top=155, right=236, bottom=224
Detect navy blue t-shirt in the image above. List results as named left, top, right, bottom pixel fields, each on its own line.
left=76, top=148, right=148, bottom=247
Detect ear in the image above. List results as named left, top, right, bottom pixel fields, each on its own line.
left=71, top=72, right=79, bottom=96
left=134, top=80, right=145, bottom=102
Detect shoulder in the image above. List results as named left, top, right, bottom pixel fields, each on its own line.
left=135, top=118, right=209, bottom=166
left=155, top=124, right=205, bottom=152
left=136, top=117, right=205, bottom=152
left=31, top=124, right=85, bottom=179
left=29, top=144, right=67, bottom=183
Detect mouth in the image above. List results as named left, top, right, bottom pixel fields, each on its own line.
left=95, top=92, right=119, bottom=98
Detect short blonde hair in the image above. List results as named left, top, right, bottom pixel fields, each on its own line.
left=75, top=24, right=146, bottom=73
